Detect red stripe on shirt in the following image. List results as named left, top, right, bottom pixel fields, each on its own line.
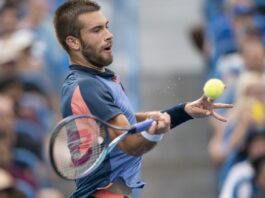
left=69, top=86, right=97, bottom=165
left=71, top=85, right=91, bottom=115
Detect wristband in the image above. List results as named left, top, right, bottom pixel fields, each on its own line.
left=140, top=131, right=164, bottom=142
left=161, top=103, right=193, bottom=129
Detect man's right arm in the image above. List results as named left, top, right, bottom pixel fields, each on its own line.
left=108, top=113, right=170, bottom=156
left=75, top=78, right=170, bottom=156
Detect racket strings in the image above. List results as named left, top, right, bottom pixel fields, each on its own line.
left=52, top=117, right=107, bottom=179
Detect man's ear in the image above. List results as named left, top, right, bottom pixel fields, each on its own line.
left=65, top=36, right=80, bottom=51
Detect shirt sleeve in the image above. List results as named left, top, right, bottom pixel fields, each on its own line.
left=73, top=77, right=122, bottom=122
left=235, top=180, right=252, bottom=198
left=219, top=162, right=253, bottom=198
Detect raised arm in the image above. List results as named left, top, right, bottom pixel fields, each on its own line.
left=136, top=95, right=233, bottom=130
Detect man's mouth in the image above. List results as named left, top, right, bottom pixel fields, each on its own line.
left=103, top=43, right=112, bottom=52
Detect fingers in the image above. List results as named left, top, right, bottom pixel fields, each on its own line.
left=156, top=112, right=170, bottom=130
left=148, top=121, right=158, bottom=133
left=207, top=97, right=214, bottom=103
left=200, top=106, right=227, bottom=122
left=188, top=94, right=232, bottom=122
left=199, top=94, right=208, bottom=102
left=148, top=112, right=171, bottom=134
left=200, top=94, right=214, bottom=101
left=198, top=108, right=227, bottom=122
left=212, top=103, right=234, bottom=109
left=194, top=107, right=211, bottom=116
left=200, top=102, right=229, bottom=122
left=201, top=94, right=234, bottom=109
left=149, top=112, right=161, bottom=121
left=212, top=111, right=227, bottom=122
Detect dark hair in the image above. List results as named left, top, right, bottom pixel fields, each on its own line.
left=0, top=187, right=25, bottom=198
left=0, top=0, right=18, bottom=13
left=54, top=0, right=100, bottom=53
left=240, top=127, right=265, bottom=157
left=251, top=155, right=265, bottom=180
left=189, top=24, right=204, bottom=53
left=0, top=77, right=22, bottom=92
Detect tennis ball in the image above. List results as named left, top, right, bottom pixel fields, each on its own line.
left=203, top=79, right=225, bottom=99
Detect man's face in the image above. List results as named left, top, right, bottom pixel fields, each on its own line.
left=78, top=11, right=113, bottom=68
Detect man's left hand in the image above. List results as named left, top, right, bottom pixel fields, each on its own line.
left=184, top=95, right=233, bottom=122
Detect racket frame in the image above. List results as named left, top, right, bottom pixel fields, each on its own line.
left=49, top=114, right=152, bottom=180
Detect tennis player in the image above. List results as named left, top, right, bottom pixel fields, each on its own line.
left=53, top=1, right=233, bottom=197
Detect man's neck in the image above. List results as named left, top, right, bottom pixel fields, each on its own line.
left=70, top=57, right=105, bottom=73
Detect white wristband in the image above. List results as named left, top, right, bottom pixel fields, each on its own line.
left=140, top=131, right=164, bottom=142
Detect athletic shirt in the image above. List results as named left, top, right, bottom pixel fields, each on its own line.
left=60, top=65, right=144, bottom=198
left=219, top=160, right=254, bottom=198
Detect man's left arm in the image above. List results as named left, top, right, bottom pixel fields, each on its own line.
left=135, top=95, right=233, bottom=129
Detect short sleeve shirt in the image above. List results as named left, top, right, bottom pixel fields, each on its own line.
left=61, top=65, right=144, bottom=198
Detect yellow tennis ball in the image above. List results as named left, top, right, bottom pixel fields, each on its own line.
left=203, top=79, right=225, bottom=99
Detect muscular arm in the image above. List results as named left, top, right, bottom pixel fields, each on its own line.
left=135, top=112, right=149, bottom=122
left=135, top=103, right=193, bottom=129
left=108, top=113, right=169, bottom=156
left=73, top=78, right=171, bottom=156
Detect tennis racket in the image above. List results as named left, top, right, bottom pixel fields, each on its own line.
left=49, top=114, right=153, bottom=180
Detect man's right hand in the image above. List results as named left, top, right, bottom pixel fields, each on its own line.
left=146, top=112, right=171, bottom=135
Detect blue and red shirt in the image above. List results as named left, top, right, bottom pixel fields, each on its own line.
left=60, top=64, right=144, bottom=198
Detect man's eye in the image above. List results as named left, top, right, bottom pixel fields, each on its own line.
left=92, top=27, right=101, bottom=33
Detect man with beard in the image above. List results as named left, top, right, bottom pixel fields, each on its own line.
left=53, top=1, right=233, bottom=197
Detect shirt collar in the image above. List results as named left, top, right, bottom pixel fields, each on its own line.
left=69, top=64, right=115, bottom=77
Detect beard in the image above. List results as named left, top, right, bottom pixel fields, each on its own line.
left=80, top=38, right=113, bottom=68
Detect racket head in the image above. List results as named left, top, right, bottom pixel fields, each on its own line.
left=49, top=114, right=110, bottom=180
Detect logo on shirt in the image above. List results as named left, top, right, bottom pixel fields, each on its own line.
left=112, top=76, right=120, bottom=84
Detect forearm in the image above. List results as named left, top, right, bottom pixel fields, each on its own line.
left=228, top=122, right=249, bottom=152
left=208, top=128, right=227, bottom=167
left=120, top=134, right=157, bottom=156
left=131, top=104, right=193, bottom=154
left=136, top=103, right=193, bottom=129
left=109, top=114, right=163, bottom=156
left=135, top=112, right=148, bottom=122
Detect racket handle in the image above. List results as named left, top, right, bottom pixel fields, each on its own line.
left=134, top=119, right=154, bottom=132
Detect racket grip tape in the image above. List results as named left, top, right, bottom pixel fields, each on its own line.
left=134, top=119, right=154, bottom=132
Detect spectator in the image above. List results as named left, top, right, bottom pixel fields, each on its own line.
left=0, top=168, right=25, bottom=198
left=0, top=1, right=19, bottom=38
left=219, top=129, right=265, bottom=198
left=0, top=1, right=70, bottom=197
left=0, top=95, right=16, bottom=150
left=204, top=0, right=225, bottom=20
left=19, top=0, right=68, bottom=93
left=208, top=40, right=265, bottom=167
left=0, top=77, right=24, bottom=114
left=215, top=26, right=262, bottom=88
left=204, top=0, right=256, bottom=78
left=37, top=188, right=65, bottom=198
left=252, top=155, right=265, bottom=197
left=215, top=72, right=265, bottom=188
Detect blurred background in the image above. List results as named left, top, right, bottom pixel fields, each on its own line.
left=0, top=0, right=265, bottom=198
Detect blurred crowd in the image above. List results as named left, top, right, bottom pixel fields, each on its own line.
left=0, top=0, right=68, bottom=197
left=2, top=0, right=265, bottom=197
left=190, top=0, right=265, bottom=197
left=0, top=0, right=141, bottom=197
left=0, top=0, right=142, bottom=196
